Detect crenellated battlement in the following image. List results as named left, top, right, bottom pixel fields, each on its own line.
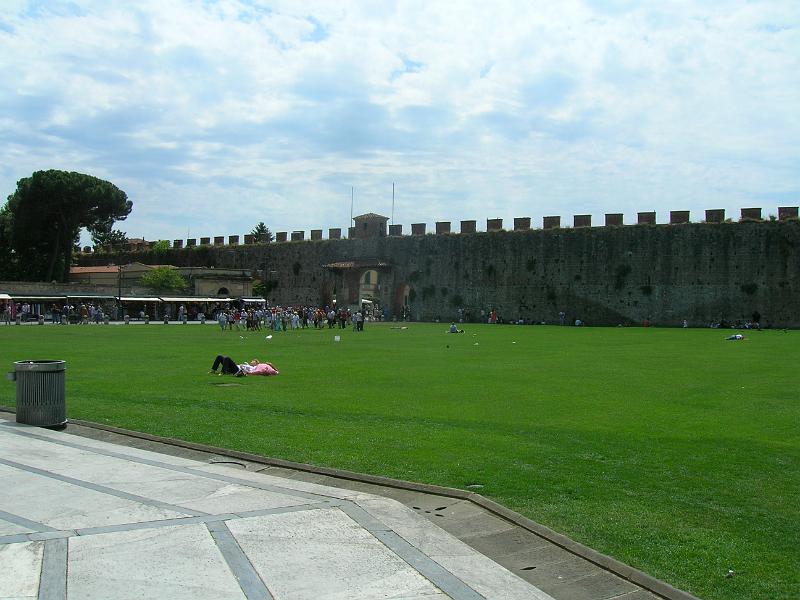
left=75, top=208, right=800, bottom=327
left=81, top=206, right=798, bottom=254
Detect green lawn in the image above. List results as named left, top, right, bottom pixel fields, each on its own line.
left=1, top=322, right=797, bottom=600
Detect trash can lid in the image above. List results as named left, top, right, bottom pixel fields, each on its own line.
left=14, top=360, right=66, bottom=372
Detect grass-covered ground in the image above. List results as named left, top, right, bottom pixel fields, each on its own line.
left=1, top=322, right=797, bottom=599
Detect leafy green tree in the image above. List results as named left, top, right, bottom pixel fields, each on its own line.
left=3, top=170, right=132, bottom=282
left=151, top=240, right=171, bottom=252
left=91, top=228, right=128, bottom=253
left=250, top=222, right=273, bottom=243
left=139, top=267, right=188, bottom=293
left=0, top=206, right=16, bottom=280
left=0, top=205, right=19, bottom=280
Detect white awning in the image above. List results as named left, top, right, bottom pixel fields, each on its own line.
left=10, top=295, right=67, bottom=301
left=65, top=294, right=116, bottom=299
left=160, top=297, right=230, bottom=303
left=119, top=297, right=163, bottom=302
left=242, top=298, right=266, bottom=303
left=0, top=293, right=11, bottom=300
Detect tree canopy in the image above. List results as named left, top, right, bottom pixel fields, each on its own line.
left=250, top=222, right=273, bottom=243
left=151, top=240, right=171, bottom=252
left=2, top=170, right=132, bottom=282
left=91, top=228, right=128, bottom=253
left=139, top=266, right=188, bottom=293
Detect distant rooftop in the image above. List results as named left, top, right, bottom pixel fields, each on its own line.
left=354, top=213, right=389, bottom=221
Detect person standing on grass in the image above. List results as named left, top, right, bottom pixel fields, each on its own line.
left=217, top=310, right=227, bottom=332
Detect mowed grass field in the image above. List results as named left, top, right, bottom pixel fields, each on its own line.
left=1, top=322, right=797, bottom=599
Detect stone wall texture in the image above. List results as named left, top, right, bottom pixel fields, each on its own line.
left=79, top=220, right=800, bottom=327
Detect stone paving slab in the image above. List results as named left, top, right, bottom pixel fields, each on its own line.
left=226, top=509, right=448, bottom=600
left=0, top=540, right=43, bottom=598
left=0, top=461, right=190, bottom=530
left=0, top=420, right=555, bottom=600
left=68, top=524, right=248, bottom=600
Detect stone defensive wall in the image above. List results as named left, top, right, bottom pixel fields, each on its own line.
left=79, top=206, right=800, bottom=327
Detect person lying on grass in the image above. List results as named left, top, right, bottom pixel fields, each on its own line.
left=209, top=355, right=279, bottom=377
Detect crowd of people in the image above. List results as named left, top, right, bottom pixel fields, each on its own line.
left=212, top=305, right=369, bottom=333
left=1, top=301, right=113, bottom=324
left=3, top=298, right=773, bottom=332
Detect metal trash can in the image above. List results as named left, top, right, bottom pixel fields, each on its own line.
left=10, top=360, right=67, bottom=428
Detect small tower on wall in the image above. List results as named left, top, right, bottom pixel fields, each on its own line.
left=352, top=213, right=389, bottom=239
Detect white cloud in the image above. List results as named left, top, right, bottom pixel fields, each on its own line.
left=0, top=0, right=798, bottom=244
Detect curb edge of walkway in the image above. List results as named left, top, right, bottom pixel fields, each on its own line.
left=0, top=406, right=699, bottom=600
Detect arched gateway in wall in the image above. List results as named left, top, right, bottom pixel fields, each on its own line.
left=323, top=260, right=402, bottom=314
left=322, top=212, right=410, bottom=316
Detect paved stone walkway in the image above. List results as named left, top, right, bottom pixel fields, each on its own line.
left=0, top=417, right=675, bottom=599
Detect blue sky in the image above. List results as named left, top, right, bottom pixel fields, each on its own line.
left=1, top=0, right=798, bottom=245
